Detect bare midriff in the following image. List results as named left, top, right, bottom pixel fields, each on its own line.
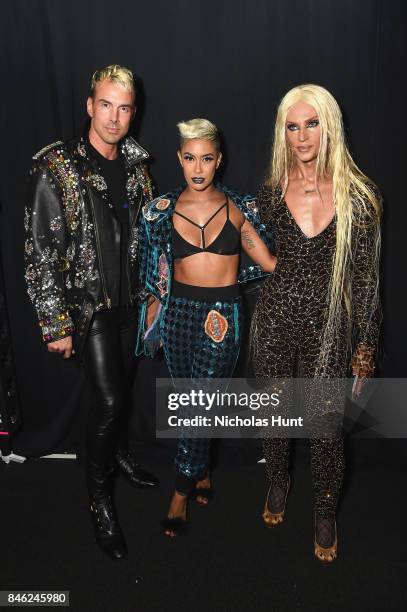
left=173, top=252, right=239, bottom=287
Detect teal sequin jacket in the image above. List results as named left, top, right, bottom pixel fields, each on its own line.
left=136, top=184, right=274, bottom=356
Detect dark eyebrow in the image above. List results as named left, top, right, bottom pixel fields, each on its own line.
left=97, top=98, right=132, bottom=108
left=183, top=151, right=215, bottom=156
left=286, top=115, right=319, bottom=124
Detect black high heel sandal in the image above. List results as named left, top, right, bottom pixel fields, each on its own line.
left=190, top=486, right=213, bottom=504
left=190, top=474, right=213, bottom=505
left=161, top=490, right=188, bottom=537
left=160, top=516, right=188, bottom=536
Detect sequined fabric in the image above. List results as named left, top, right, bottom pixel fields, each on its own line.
left=252, top=184, right=380, bottom=516
left=25, top=136, right=153, bottom=342
left=136, top=184, right=274, bottom=356
left=161, top=295, right=242, bottom=480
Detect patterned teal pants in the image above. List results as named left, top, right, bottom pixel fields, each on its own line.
left=161, top=283, right=242, bottom=493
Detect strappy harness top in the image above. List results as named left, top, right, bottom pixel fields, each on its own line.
left=172, top=199, right=240, bottom=259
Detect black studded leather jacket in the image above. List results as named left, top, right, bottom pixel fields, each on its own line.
left=25, top=136, right=154, bottom=343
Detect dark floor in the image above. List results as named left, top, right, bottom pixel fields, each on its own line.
left=1, top=446, right=406, bottom=612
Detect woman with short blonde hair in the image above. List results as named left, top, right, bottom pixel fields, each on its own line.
left=138, top=118, right=276, bottom=536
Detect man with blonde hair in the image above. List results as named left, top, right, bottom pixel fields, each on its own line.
left=25, top=64, right=159, bottom=560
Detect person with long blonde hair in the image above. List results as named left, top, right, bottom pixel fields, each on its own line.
left=251, top=84, right=381, bottom=563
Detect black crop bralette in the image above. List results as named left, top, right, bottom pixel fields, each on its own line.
left=172, top=199, right=240, bottom=260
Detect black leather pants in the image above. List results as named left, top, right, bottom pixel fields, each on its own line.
left=83, top=305, right=138, bottom=499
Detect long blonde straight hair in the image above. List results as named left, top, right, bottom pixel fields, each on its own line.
left=265, top=84, right=381, bottom=374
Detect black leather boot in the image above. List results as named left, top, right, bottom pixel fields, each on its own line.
left=116, top=449, right=159, bottom=489
left=89, top=495, right=127, bottom=560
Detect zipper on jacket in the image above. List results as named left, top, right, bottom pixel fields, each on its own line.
left=126, top=219, right=133, bottom=304
left=127, top=190, right=143, bottom=305
left=87, top=186, right=112, bottom=309
left=126, top=255, right=132, bottom=305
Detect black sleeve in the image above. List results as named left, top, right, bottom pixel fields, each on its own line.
left=255, top=184, right=275, bottom=229
left=24, top=159, right=74, bottom=342
left=351, top=197, right=382, bottom=352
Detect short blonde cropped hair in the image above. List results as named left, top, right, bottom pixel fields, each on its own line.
left=91, top=64, right=135, bottom=99
left=177, top=118, right=220, bottom=149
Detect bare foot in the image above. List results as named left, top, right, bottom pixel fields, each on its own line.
left=163, top=491, right=187, bottom=538
left=195, top=475, right=211, bottom=505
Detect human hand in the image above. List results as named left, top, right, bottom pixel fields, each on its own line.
left=351, top=344, right=375, bottom=399
left=146, top=298, right=160, bottom=329
left=47, top=336, right=74, bottom=359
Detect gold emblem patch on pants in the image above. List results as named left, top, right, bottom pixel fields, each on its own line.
left=204, top=310, right=228, bottom=342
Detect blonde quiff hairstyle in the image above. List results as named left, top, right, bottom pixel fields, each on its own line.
left=177, top=118, right=220, bottom=150
left=266, top=84, right=381, bottom=374
left=91, top=64, right=135, bottom=99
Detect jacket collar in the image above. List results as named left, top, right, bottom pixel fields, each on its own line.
left=120, top=137, right=149, bottom=166
left=75, top=135, right=149, bottom=167
left=144, top=185, right=184, bottom=222
left=73, top=136, right=149, bottom=212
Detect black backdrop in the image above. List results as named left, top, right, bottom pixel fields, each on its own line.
left=0, top=0, right=406, bottom=456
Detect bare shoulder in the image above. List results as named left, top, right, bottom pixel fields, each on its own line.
left=227, top=197, right=246, bottom=228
